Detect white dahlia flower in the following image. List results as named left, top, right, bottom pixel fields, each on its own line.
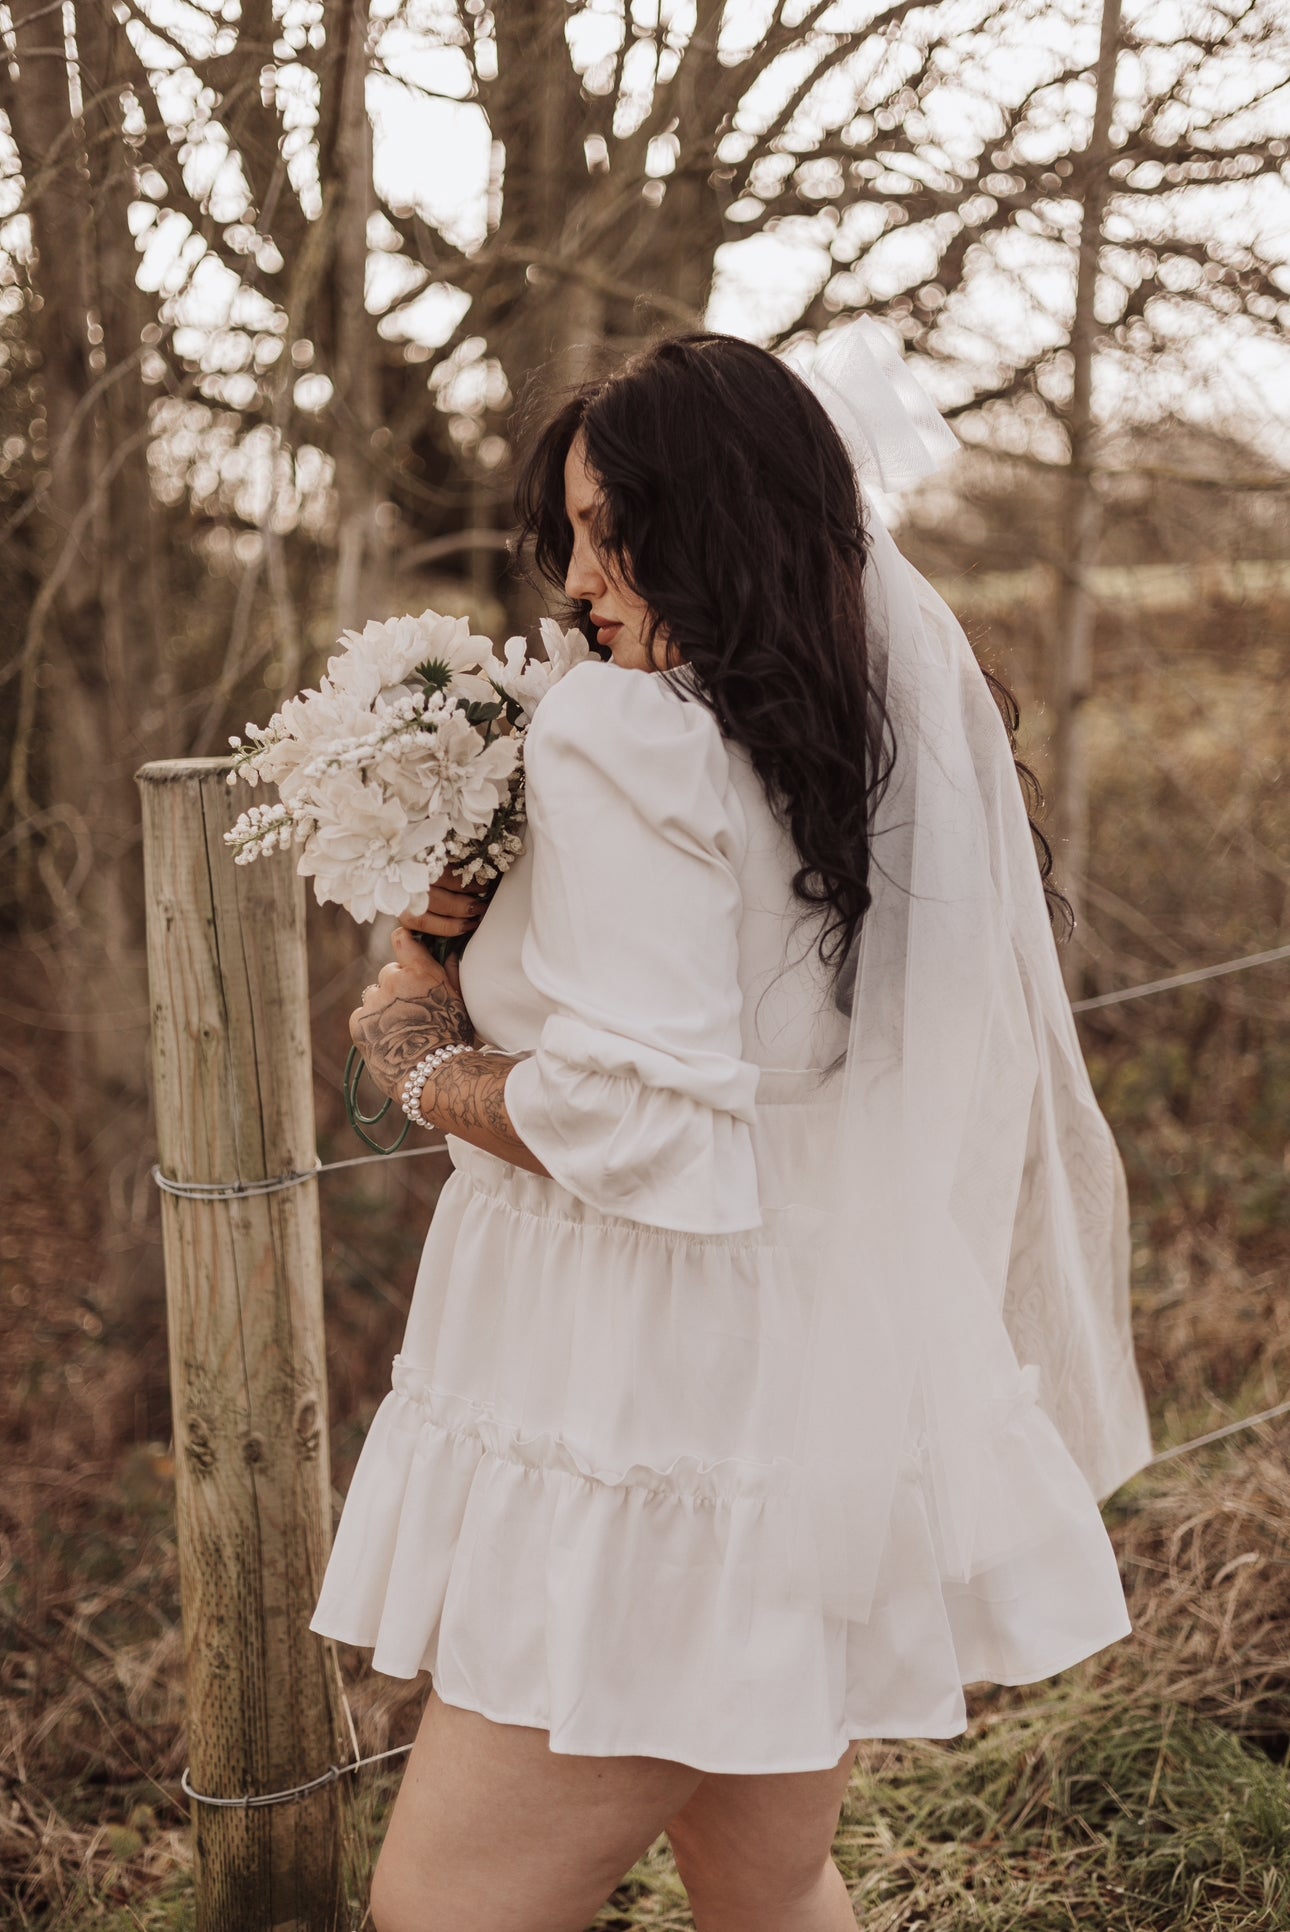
left=296, top=771, right=447, bottom=923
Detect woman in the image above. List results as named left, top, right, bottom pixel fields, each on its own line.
left=311, top=325, right=1152, bottom=1932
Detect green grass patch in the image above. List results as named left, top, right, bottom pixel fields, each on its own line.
left=592, top=1691, right=1290, bottom=1931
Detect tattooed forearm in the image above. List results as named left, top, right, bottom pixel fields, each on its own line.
left=417, top=1050, right=552, bottom=1177
left=350, top=989, right=474, bottom=1098
left=348, top=966, right=550, bottom=1177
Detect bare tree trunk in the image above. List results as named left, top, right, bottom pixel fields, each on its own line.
left=4, top=0, right=96, bottom=850
left=487, top=0, right=597, bottom=386
left=1051, top=0, right=1123, bottom=996
left=77, top=2, right=168, bottom=1060
left=7, top=2, right=159, bottom=1101
left=330, top=0, right=384, bottom=637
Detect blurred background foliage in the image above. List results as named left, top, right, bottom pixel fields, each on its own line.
left=1, top=1, right=1288, bottom=1925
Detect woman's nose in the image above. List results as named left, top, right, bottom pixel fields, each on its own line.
left=565, top=536, right=605, bottom=605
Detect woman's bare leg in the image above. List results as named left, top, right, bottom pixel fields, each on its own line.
left=664, top=1741, right=862, bottom=1932
left=369, top=1686, right=705, bottom=1932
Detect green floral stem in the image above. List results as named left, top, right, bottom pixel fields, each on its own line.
left=343, top=1046, right=410, bottom=1153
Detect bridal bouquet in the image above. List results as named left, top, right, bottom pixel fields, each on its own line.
left=224, top=608, right=590, bottom=922
left=225, top=606, right=591, bottom=1151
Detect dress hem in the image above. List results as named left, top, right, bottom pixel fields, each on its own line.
left=307, top=1613, right=1133, bottom=1777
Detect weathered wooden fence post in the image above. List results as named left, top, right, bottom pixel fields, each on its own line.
left=138, top=757, right=344, bottom=1932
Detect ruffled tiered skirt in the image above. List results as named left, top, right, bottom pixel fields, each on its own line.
left=311, top=1080, right=1133, bottom=1773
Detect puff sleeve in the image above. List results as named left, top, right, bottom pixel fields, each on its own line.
left=502, top=659, right=762, bottom=1234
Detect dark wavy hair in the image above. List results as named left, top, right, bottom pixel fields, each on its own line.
left=513, top=330, right=1072, bottom=987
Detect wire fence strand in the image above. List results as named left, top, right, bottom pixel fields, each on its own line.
left=1070, top=941, right=1290, bottom=1012
left=147, top=936, right=1290, bottom=1200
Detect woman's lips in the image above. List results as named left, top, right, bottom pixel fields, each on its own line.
left=595, top=622, right=621, bottom=643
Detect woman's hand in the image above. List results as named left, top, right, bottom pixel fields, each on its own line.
left=348, top=926, right=476, bottom=1107
left=349, top=924, right=551, bottom=1178
left=399, top=862, right=493, bottom=942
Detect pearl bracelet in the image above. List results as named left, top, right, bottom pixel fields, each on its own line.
left=401, top=1042, right=474, bottom=1129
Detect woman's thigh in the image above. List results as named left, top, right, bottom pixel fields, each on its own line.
left=662, top=1740, right=862, bottom=1918
left=370, top=1687, right=706, bottom=1932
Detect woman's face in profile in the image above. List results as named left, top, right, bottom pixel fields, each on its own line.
left=562, top=431, right=678, bottom=673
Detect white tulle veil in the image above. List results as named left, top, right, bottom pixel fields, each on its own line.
left=776, top=318, right=1153, bottom=1623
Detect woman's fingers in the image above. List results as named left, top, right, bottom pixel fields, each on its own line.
left=438, top=863, right=490, bottom=897
left=401, top=881, right=491, bottom=938
left=391, top=925, right=436, bottom=959
left=359, top=933, right=453, bottom=1018
left=399, top=910, right=480, bottom=938
left=436, top=877, right=490, bottom=904
left=390, top=930, right=463, bottom=1000
left=377, top=937, right=442, bottom=996
left=388, top=925, right=466, bottom=985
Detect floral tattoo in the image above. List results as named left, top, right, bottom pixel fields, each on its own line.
left=350, top=986, right=475, bottom=1101
left=414, top=1049, right=525, bottom=1141
left=349, top=982, right=542, bottom=1168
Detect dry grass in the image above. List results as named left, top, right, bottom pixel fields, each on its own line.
left=3, top=613, right=1289, bottom=1929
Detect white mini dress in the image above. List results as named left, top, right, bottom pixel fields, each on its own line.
left=310, top=656, right=1135, bottom=1774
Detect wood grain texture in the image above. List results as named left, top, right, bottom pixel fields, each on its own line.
left=139, top=758, right=344, bottom=1932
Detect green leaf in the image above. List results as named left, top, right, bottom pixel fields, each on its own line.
left=415, top=658, right=454, bottom=693
left=481, top=671, right=520, bottom=702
